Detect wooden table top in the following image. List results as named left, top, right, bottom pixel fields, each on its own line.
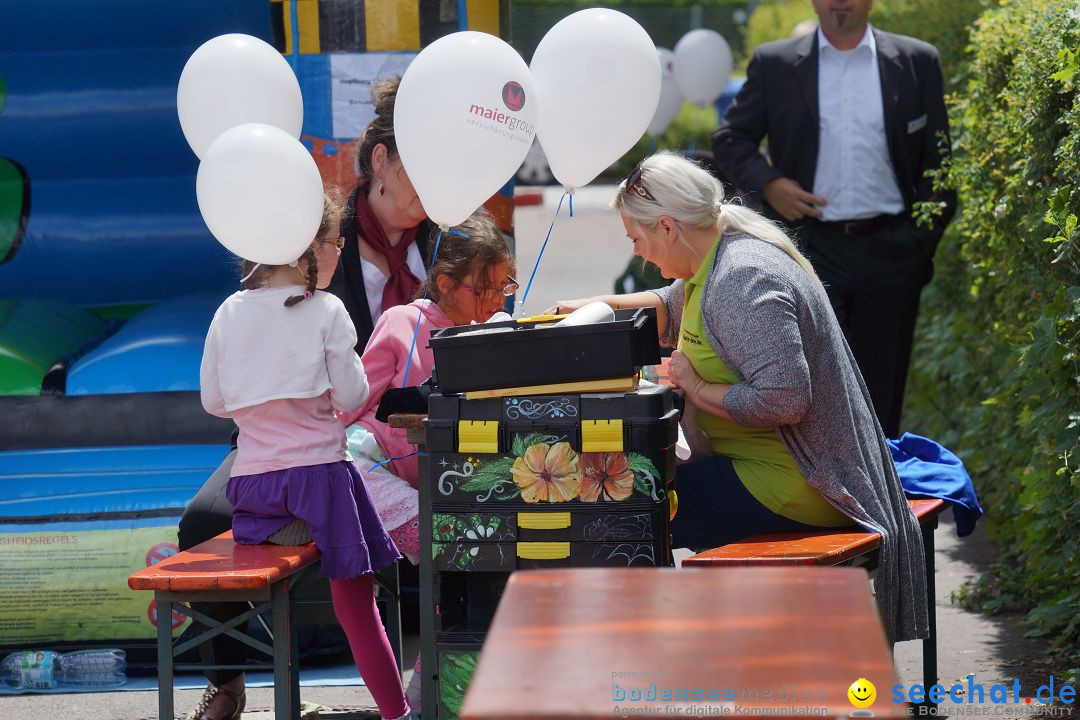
left=461, top=566, right=905, bottom=720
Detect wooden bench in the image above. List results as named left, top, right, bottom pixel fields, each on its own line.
left=684, top=497, right=947, bottom=704
left=128, top=530, right=402, bottom=720
left=461, top=566, right=907, bottom=720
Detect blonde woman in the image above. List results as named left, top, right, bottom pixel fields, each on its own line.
left=547, top=152, right=927, bottom=644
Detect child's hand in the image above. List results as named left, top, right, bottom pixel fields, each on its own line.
left=668, top=350, right=704, bottom=399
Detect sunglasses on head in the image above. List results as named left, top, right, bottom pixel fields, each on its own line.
left=623, top=163, right=656, bottom=202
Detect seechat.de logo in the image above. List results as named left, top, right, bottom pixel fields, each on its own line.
left=502, top=81, right=525, bottom=112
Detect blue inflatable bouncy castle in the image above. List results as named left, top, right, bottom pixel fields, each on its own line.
left=0, top=1, right=266, bottom=654
left=0, top=0, right=514, bottom=654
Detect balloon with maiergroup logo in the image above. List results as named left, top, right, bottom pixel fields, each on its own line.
left=394, top=31, right=538, bottom=229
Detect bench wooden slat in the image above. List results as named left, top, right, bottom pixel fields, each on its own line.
left=682, top=498, right=946, bottom=567
left=127, top=531, right=320, bottom=592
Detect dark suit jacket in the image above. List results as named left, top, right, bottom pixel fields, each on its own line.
left=328, top=184, right=432, bottom=354
left=712, top=28, right=957, bottom=256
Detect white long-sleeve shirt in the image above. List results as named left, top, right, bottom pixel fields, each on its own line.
left=813, top=25, right=905, bottom=221
left=200, top=287, right=370, bottom=476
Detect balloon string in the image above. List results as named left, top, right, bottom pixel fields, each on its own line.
left=569, top=193, right=573, bottom=218
left=688, top=135, right=697, bottom=156
left=648, top=137, right=657, bottom=154
left=399, top=229, right=462, bottom=390
left=369, top=450, right=423, bottom=473
left=519, top=191, right=566, bottom=313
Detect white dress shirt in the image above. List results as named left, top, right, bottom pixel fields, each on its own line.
left=360, top=241, right=426, bottom=327
left=813, top=25, right=905, bottom=221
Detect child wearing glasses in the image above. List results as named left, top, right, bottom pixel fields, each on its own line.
left=339, top=208, right=517, bottom=565
left=199, top=188, right=412, bottom=720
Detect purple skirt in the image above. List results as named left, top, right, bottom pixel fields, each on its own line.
left=226, top=460, right=401, bottom=579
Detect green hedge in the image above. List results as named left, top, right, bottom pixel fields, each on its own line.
left=742, top=0, right=989, bottom=85
left=904, top=0, right=1080, bottom=664
left=742, top=0, right=816, bottom=60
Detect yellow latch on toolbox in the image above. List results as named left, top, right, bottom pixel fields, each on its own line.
left=581, top=419, right=624, bottom=452
left=517, top=512, right=571, bottom=530
left=517, top=542, right=571, bottom=560
left=457, top=420, right=499, bottom=454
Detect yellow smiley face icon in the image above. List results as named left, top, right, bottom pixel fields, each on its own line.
left=848, top=678, right=876, bottom=708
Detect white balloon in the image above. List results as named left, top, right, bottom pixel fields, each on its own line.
left=673, top=29, right=733, bottom=106
left=196, top=123, right=323, bottom=265
left=178, top=34, right=303, bottom=159
left=395, top=31, right=537, bottom=229
left=648, top=47, right=684, bottom=136
left=531, top=9, right=660, bottom=190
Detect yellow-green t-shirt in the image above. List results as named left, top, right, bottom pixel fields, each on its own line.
left=677, top=239, right=849, bottom=527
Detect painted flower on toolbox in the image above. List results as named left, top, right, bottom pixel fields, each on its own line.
left=580, top=452, right=635, bottom=502
left=511, top=442, right=582, bottom=502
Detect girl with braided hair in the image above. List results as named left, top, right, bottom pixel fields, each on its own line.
left=198, top=189, right=412, bottom=720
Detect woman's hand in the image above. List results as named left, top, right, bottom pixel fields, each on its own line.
left=540, top=298, right=598, bottom=316
left=669, top=350, right=734, bottom=422
left=668, top=350, right=705, bottom=399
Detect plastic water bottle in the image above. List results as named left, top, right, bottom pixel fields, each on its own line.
left=1, top=649, right=127, bottom=691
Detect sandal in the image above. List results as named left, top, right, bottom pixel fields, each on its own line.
left=190, top=681, right=246, bottom=720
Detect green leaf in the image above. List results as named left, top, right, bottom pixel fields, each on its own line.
left=439, top=651, right=480, bottom=718
left=627, top=453, right=661, bottom=499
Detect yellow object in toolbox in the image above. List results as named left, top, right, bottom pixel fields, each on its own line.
left=458, top=420, right=498, bottom=454
left=581, top=419, right=624, bottom=452
left=517, top=542, right=571, bottom=560
left=517, top=512, right=571, bottom=530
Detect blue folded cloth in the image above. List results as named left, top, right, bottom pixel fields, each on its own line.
left=888, top=432, right=983, bottom=537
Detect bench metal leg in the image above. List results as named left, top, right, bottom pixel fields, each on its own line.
left=904, top=521, right=940, bottom=717
left=156, top=594, right=175, bottom=720
left=272, top=580, right=300, bottom=720
left=922, top=524, right=938, bottom=702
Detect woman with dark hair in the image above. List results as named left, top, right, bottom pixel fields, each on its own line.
left=330, top=76, right=434, bottom=352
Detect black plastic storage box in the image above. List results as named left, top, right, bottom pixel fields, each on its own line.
left=424, top=384, right=678, bottom=572
left=420, top=384, right=679, bottom=718
left=428, top=307, right=661, bottom=394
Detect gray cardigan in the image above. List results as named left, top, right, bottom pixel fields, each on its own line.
left=656, top=232, right=928, bottom=643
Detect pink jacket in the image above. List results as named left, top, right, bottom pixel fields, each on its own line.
left=339, top=299, right=454, bottom=485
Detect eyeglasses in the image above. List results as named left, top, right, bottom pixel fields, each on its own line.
left=317, top=236, right=346, bottom=251
left=623, top=163, right=656, bottom=202
left=457, top=275, right=520, bottom=298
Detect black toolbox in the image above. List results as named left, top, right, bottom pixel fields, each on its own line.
left=428, top=307, right=661, bottom=393
left=424, top=384, right=677, bottom=572
left=420, top=378, right=679, bottom=718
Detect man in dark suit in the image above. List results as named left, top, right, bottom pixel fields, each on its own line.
left=713, top=0, right=956, bottom=439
